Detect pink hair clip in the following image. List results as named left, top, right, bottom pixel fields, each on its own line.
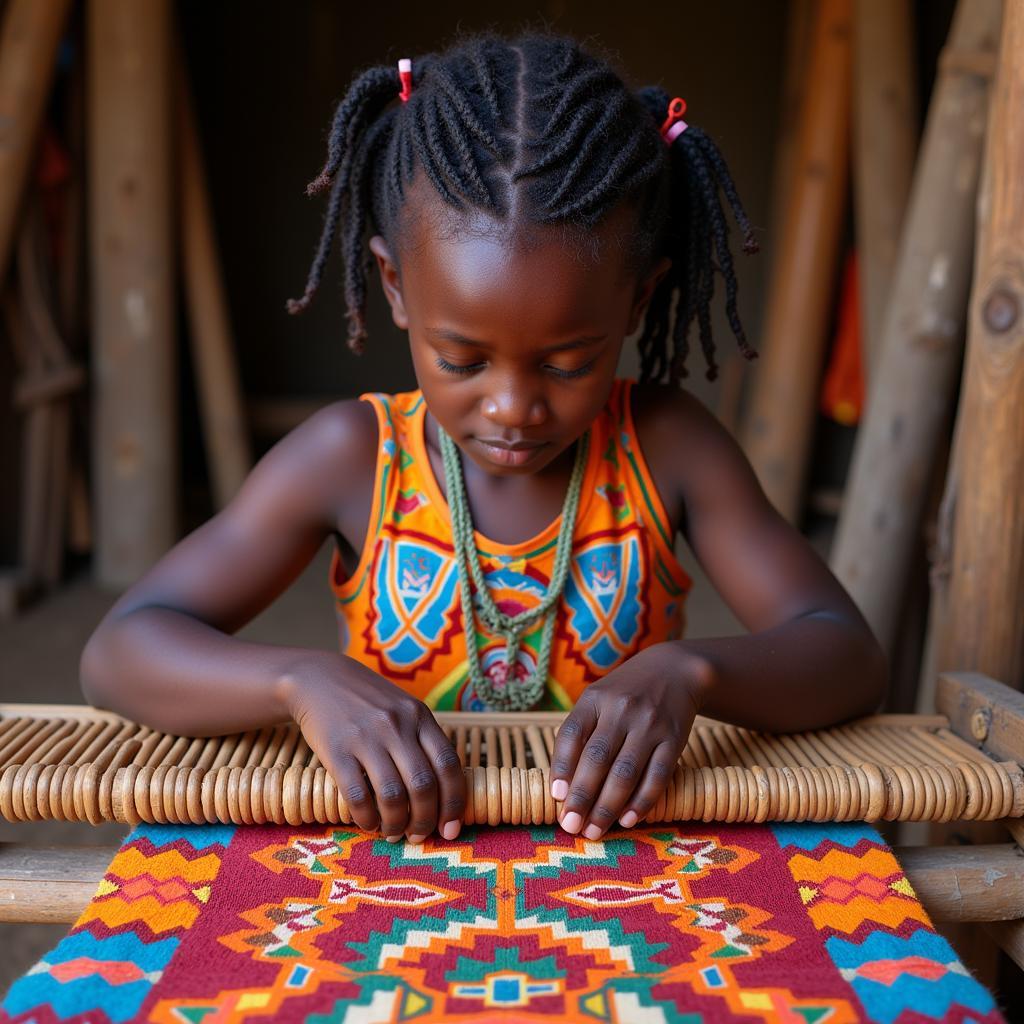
left=398, top=58, right=413, bottom=103
left=660, top=97, right=688, bottom=144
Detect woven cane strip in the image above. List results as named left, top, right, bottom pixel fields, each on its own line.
left=1, top=705, right=1021, bottom=827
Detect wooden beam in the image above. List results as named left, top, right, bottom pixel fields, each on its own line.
left=937, top=671, right=1024, bottom=764
left=88, top=0, right=176, bottom=588
left=0, top=843, right=117, bottom=924
left=0, top=0, right=72, bottom=285
left=895, top=844, right=1024, bottom=922
left=852, top=0, right=918, bottom=375
left=938, top=0, right=1024, bottom=690
left=740, top=0, right=852, bottom=522
left=831, top=0, right=1002, bottom=658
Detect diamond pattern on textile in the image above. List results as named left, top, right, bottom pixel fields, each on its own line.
left=1, top=822, right=1006, bottom=1024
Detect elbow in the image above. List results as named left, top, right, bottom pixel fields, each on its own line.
left=855, top=629, right=889, bottom=718
left=79, top=628, right=115, bottom=710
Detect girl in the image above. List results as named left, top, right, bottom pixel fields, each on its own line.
left=80, top=33, right=886, bottom=849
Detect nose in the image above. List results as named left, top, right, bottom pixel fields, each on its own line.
left=481, top=379, right=548, bottom=431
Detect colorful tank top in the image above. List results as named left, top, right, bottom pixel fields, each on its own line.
left=329, top=378, right=692, bottom=711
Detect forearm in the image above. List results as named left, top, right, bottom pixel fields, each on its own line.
left=79, top=606, right=326, bottom=737
left=674, top=611, right=888, bottom=733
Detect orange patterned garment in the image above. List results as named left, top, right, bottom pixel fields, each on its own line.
left=329, top=378, right=692, bottom=711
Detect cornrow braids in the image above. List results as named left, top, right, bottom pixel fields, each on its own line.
left=287, top=33, right=759, bottom=382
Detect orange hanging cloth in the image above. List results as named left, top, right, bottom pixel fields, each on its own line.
left=820, top=248, right=865, bottom=425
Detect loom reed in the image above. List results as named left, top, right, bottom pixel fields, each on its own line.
left=1, top=706, right=1021, bottom=828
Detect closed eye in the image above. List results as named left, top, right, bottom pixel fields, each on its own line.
left=434, top=356, right=481, bottom=376
left=547, top=361, right=595, bottom=380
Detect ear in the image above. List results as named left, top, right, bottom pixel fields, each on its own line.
left=369, top=235, right=408, bottom=330
left=627, top=256, right=672, bottom=336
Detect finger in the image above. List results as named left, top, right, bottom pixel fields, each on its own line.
left=616, top=739, right=682, bottom=830
left=333, top=752, right=381, bottom=833
left=391, top=739, right=440, bottom=844
left=417, top=718, right=466, bottom=841
left=578, top=737, right=654, bottom=839
left=557, top=713, right=627, bottom=835
left=549, top=697, right=599, bottom=805
left=362, top=751, right=411, bottom=840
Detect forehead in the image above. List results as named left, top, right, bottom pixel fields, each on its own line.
left=395, top=177, right=639, bottom=334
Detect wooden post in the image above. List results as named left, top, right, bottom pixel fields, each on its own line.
left=178, top=57, right=252, bottom=508
left=88, top=0, right=176, bottom=588
left=939, top=0, right=1024, bottom=689
left=852, top=0, right=918, bottom=375
left=0, top=0, right=72, bottom=285
left=717, top=0, right=814, bottom=434
left=829, top=0, right=1001, bottom=658
left=740, top=0, right=852, bottom=521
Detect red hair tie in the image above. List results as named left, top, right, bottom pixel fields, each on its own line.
left=660, top=97, right=688, bottom=144
left=398, top=58, right=413, bottom=103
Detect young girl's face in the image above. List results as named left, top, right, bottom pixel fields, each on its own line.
left=371, top=176, right=669, bottom=478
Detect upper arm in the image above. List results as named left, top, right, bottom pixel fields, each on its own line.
left=95, top=398, right=378, bottom=636
left=641, top=386, right=868, bottom=634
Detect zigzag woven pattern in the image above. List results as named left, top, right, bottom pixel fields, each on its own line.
left=1, top=822, right=1004, bottom=1023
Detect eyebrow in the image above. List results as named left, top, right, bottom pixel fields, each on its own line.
left=425, top=327, right=607, bottom=354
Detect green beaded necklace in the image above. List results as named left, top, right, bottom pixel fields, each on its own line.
left=439, top=427, right=590, bottom=711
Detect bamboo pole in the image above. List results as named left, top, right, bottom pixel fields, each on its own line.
left=0, top=0, right=72, bottom=285
left=88, top=0, right=176, bottom=588
left=853, top=0, right=918, bottom=375
left=177, top=56, right=252, bottom=508
left=939, top=0, right=1024, bottom=689
left=829, top=0, right=1001, bottom=658
left=740, top=0, right=853, bottom=521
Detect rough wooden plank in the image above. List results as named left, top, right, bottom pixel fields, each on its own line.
left=88, top=0, right=176, bottom=588
left=853, top=0, right=918, bottom=374
left=740, top=0, right=852, bottom=521
left=0, top=0, right=73, bottom=284
left=937, top=0, right=1024, bottom=690
left=830, top=0, right=1001, bottom=659
left=895, top=844, right=1024, bottom=922
left=937, top=671, right=1024, bottom=764
left=0, top=843, right=114, bottom=924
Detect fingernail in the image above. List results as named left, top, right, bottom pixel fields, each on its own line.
left=441, top=821, right=461, bottom=841
left=385, top=834, right=402, bottom=843
left=408, top=834, right=427, bottom=845
left=561, top=811, right=582, bottom=833
left=583, top=824, right=602, bottom=840
left=620, top=810, right=638, bottom=828
left=551, top=779, right=568, bottom=801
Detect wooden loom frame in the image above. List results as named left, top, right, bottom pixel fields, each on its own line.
left=1, top=670, right=1023, bottom=966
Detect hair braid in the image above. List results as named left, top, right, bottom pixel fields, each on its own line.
left=288, top=33, right=759, bottom=382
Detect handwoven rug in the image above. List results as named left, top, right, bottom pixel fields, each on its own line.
left=0, top=821, right=1004, bottom=1023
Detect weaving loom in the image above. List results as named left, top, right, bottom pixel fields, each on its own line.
left=2, top=671, right=1023, bottom=1023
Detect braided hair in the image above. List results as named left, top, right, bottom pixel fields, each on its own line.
left=287, top=33, right=758, bottom=383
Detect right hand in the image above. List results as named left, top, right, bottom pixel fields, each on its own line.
left=283, top=651, right=466, bottom=843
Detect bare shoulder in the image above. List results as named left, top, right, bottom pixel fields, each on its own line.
left=630, top=380, right=757, bottom=537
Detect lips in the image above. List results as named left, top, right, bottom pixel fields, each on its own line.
left=474, top=437, right=548, bottom=467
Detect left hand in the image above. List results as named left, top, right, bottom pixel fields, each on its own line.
left=549, top=642, right=710, bottom=839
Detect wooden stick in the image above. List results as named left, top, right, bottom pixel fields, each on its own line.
left=177, top=50, right=252, bottom=508
left=0, top=0, right=72, bottom=285
left=88, top=0, right=177, bottom=588
left=938, top=0, right=1024, bottom=689
left=740, top=0, right=853, bottom=521
left=852, top=0, right=918, bottom=375
left=830, top=0, right=1002, bottom=658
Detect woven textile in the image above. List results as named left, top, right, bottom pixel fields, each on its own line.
left=1, top=822, right=1003, bottom=1023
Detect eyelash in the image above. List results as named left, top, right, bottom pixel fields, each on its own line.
left=434, top=356, right=595, bottom=380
